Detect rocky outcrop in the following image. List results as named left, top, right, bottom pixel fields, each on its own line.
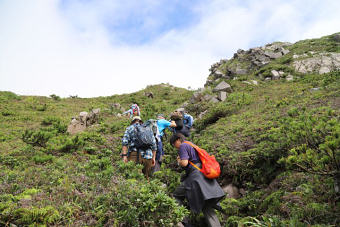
left=189, top=81, right=232, bottom=105
left=213, top=81, right=232, bottom=93
left=222, top=184, right=240, bottom=199
left=144, top=92, right=154, bottom=99
left=67, top=118, right=86, bottom=135
left=218, top=91, right=227, bottom=102
left=205, top=42, right=292, bottom=87
left=190, top=91, right=204, bottom=104
left=67, top=108, right=101, bottom=134
left=293, top=53, right=340, bottom=74
left=110, top=103, right=125, bottom=113
left=286, top=74, right=294, bottom=81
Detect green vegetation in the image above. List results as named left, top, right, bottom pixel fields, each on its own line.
left=0, top=84, right=192, bottom=226
left=188, top=70, right=340, bottom=225
left=0, top=34, right=339, bottom=226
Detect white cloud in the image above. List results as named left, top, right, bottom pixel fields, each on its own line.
left=0, top=0, right=339, bottom=97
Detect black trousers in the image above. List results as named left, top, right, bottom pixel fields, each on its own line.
left=173, top=182, right=221, bottom=227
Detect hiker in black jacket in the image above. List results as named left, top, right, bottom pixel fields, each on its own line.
left=170, top=110, right=190, bottom=137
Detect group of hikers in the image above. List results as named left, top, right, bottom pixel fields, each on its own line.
left=121, top=104, right=225, bottom=227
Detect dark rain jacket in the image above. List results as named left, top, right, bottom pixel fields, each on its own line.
left=182, top=165, right=225, bottom=213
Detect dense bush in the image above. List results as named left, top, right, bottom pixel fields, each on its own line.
left=279, top=107, right=340, bottom=191
left=107, top=178, right=189, bottom=226
left=41, top=116, right=67, bottom=133
left=1, top=109, right=15, bottom=116
left=22, top=129, right=52, bottom=148
left=50, top=94, right=61, bottom=101
left=47, top=135, right=85, bottom=153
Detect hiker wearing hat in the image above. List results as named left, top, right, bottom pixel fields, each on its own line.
left=121, top=116, right=157, bottom=179
left=175, top=108, right=193, bottom=137
left=153, top=114, right=177, bottom=172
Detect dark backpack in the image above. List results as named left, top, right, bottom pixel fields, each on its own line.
left=144, top=119, right=158, bottom=136
left=134, top=123, right=154, bottom=150
left=174, top=119, right=184, bottom=131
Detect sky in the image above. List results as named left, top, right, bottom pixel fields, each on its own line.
left=0, top=0, right=340, bottom=97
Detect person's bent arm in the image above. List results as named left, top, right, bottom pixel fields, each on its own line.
left=177, top=156, right=189, bottom=167
left=170, top=120, right=177, bottom=128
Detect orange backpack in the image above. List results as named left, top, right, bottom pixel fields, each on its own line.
left=184, top=141, right=221, bottom=179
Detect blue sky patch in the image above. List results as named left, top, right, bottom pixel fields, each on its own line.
left=59, top=0, right=203, bottom=45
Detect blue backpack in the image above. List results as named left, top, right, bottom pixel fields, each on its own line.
left=134, top=123, right=154, bottom=149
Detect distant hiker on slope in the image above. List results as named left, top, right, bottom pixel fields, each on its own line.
left=170, top=110, right=190, bottom=137
left=170, top=133, right=225, bottom=227
left=123, top=104, right=140, bottom=118
left=177, top=108, right=194, bottom=135
left=121, top=116, right=157, bottom=180
left=152, top=114, right=177, bottom=172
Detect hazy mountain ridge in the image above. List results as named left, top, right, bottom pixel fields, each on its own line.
left=0, top=33, right=339, bottom=226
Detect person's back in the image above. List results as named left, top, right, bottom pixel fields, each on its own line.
left=183, top=113, right=194, bottom=129
left=131, top=104, right=140, bottom=117
left=170, top=133, right=225, bottom=227
left=121, top=116, right=156, bottom=179
left=157, top=118, right=171, bottom=137
left=153, top=114, right=176, bottom=172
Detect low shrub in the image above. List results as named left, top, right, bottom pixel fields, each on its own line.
left=33, top=152, right=54, bottom=164
left=50, top=94, right=61, bottom=101
left=195, top=103, right=239, bottom=132
left=47, top=135, right=85, bottom=153
left=36, top=104, right=48, bottom=111
left=22, top=129, right=52, bottom=148
left=1, top=109, right=15, bottom=116
left=41, top=116, right=67, bottom=133
left=109, top=179, right=189, bottom=226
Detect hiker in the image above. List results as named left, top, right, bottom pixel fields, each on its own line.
left=153, top=114, right=177, bottom=172
left=177, top=108, right=194, bottom=130
left=170, top=110, right=190, bottom=137
left=170, top=133, right=225, bottom=227
left=121, top=116, right=157, bottom=179
left=123, top=104, right=140, bottom=118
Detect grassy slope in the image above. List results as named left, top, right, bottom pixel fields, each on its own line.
left=188, top=33, right=340, bottom=226
left=0, top=33, right=339, bottom=226
left=0, top=85, right=193, bottom=226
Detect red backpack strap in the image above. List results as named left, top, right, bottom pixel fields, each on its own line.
left=183, top=141, right=199, bottom=150
left=183, top=141, right=204, bottom=155
left=188, top=161, right=201, bottom=171
left=184, top=141, right=203, bottom=170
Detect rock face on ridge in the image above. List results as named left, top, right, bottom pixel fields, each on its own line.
left=189, top=33, right=340, bottom=116
left=205, top=42, right=292, bottom=86
left=293, top=53, right=340, bottom=74
left=205, top=33, right=340, bottom=89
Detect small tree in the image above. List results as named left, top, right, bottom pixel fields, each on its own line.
left=50, top=94, right=61, bottom=101
left=279, top=107, right=340, bottom=193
